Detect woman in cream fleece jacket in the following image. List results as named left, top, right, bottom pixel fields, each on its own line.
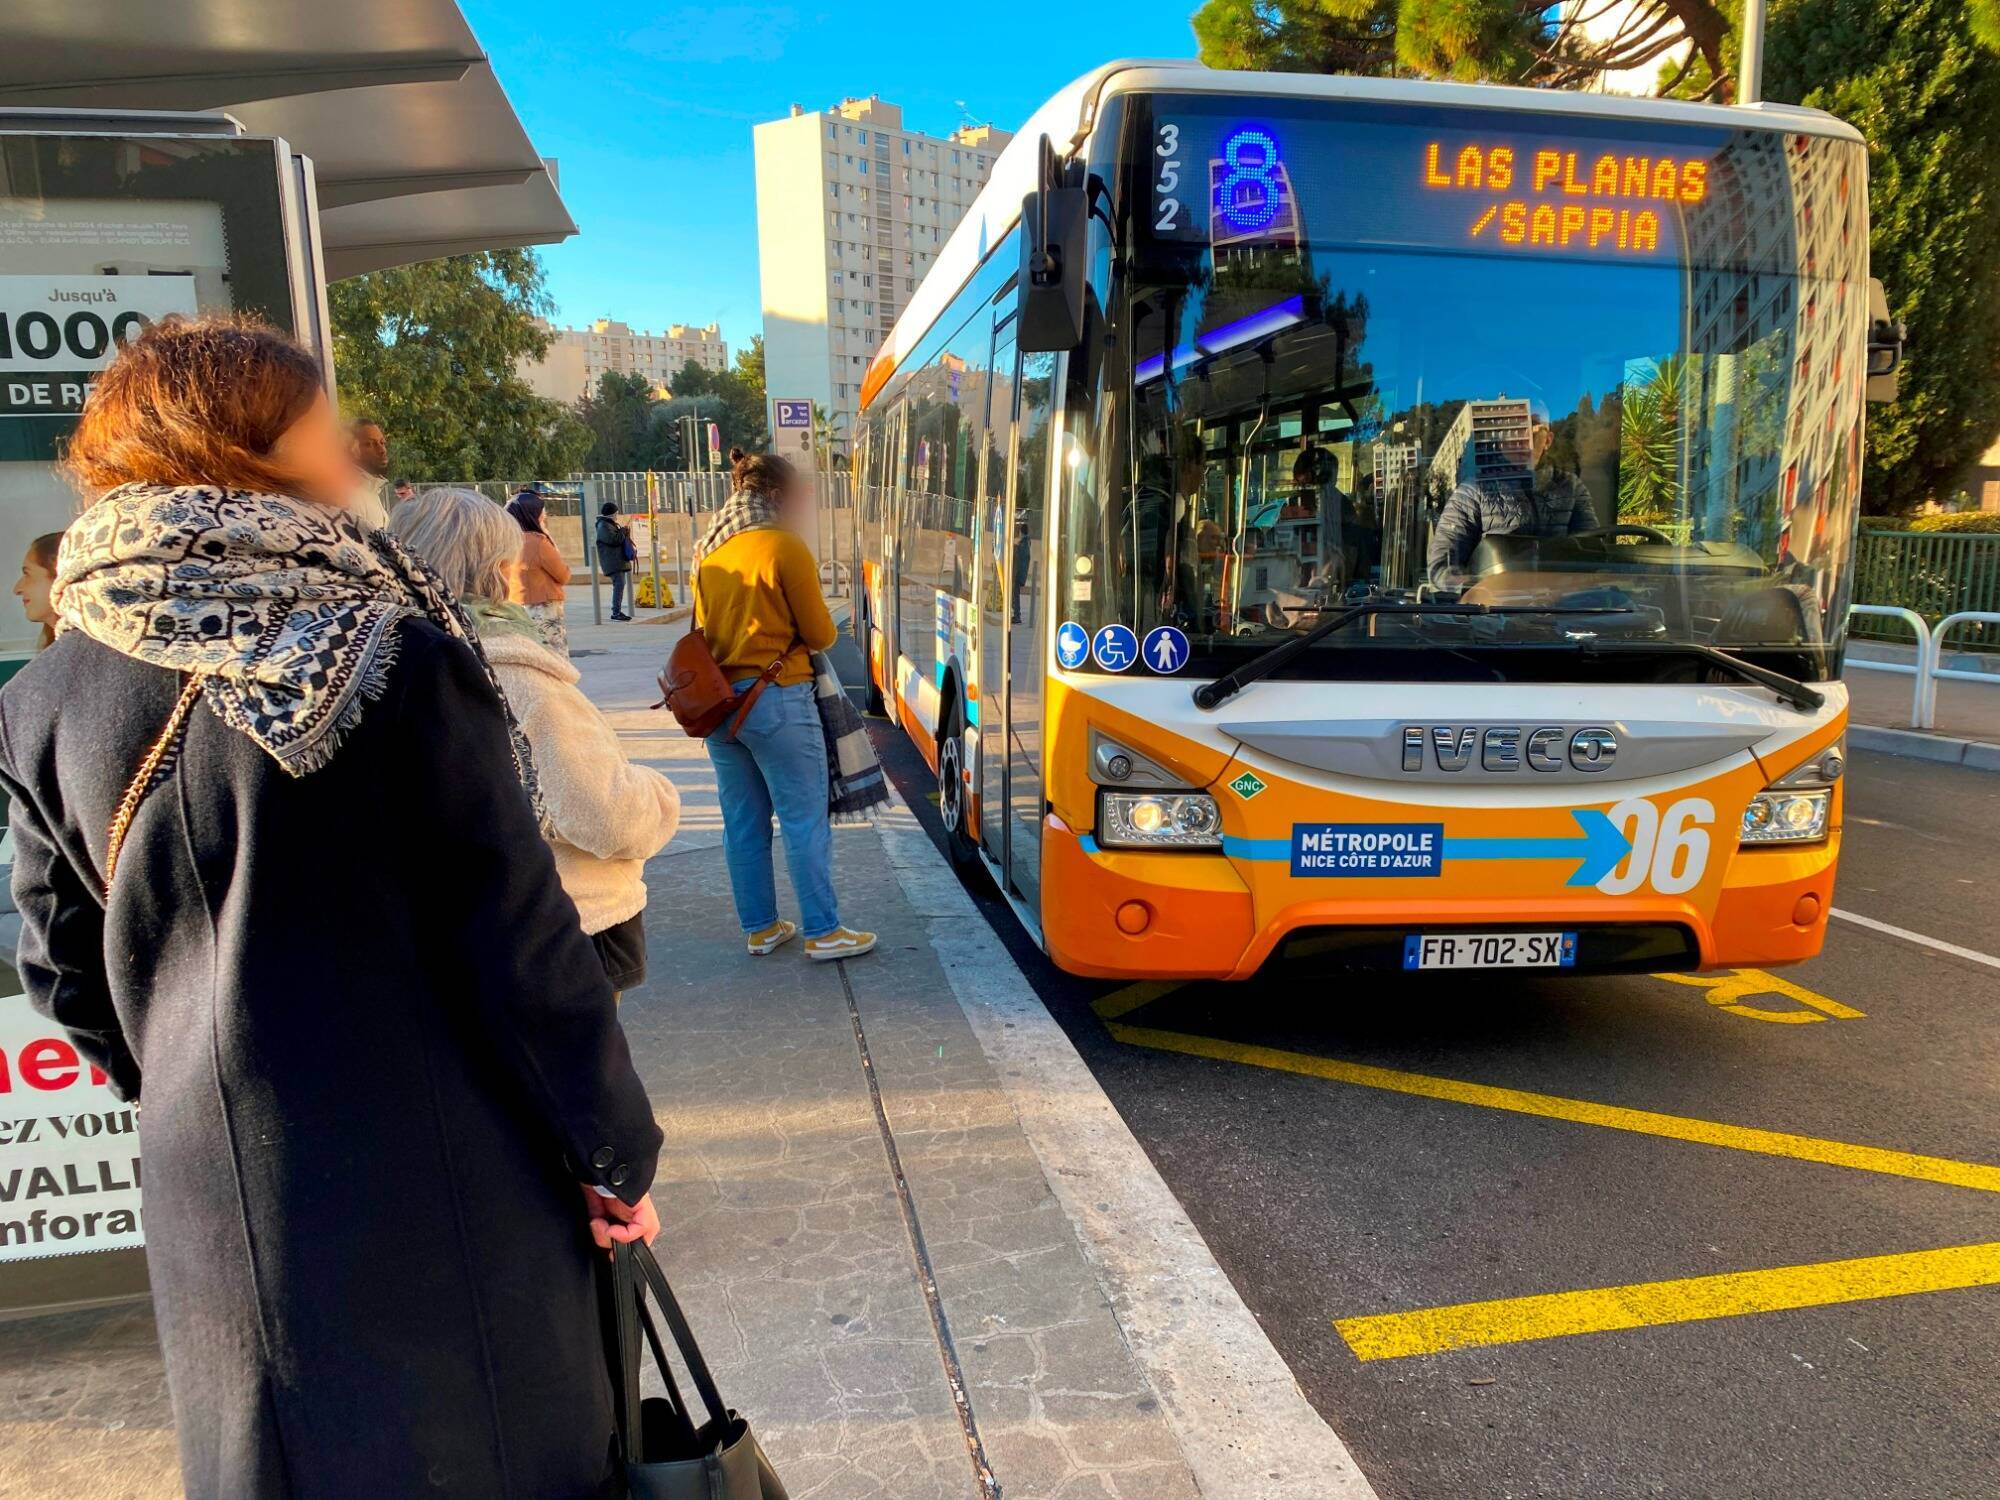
left=392, top=489, right=679, bottom=990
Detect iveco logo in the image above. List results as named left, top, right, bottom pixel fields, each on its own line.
left=1401, top=725, right=1618, bottom=774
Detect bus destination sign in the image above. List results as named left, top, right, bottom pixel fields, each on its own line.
left=1420, top=141, right=1711, bottom=256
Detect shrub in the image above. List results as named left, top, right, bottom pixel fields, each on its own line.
left=1907, top=512, right=2000, bottom=533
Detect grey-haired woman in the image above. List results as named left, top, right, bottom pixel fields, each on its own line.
left=393, top=488, right=680, bottom=993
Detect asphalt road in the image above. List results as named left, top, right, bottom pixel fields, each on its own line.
left=854, top=663, right=2000, bottom=1500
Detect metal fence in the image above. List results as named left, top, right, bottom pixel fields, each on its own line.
left=1852, top=531, right=2000, bottom=649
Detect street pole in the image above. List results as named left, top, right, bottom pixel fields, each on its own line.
left=673, top=480, right=689, bottom=615
left=1739, top=0, right=1766, bottom=104
left=645, top=470, right=664, bottom=614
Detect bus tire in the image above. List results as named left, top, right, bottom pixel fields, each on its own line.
left=937, top=696, right=980, bottom=870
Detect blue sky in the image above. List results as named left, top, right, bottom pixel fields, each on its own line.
left=462, top=2, right=1200, bottom=358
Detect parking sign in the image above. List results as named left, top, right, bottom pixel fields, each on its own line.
left=775, top=400, right=812, bottom=429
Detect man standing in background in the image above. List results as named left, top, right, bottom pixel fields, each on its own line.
left=348, top=416, right=391, bottom=530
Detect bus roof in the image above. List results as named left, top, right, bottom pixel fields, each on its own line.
left=858, top=60, right=1860, bottom=414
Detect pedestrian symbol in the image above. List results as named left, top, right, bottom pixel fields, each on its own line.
left=1142, top=626, right=1190, bottom=674
left=1056, top=621, right=1090, bottom=670
left=1091, top=624, right=1139, bottom=672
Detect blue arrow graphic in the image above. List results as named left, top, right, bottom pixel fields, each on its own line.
left=1445, top=809, right=1632, bottom=887
left=1220, top=809, right=1633, bottom=887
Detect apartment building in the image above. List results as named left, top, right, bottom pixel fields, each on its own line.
left=754, top=94, right=1012, bottom=436
left=1433, top=397, right=1537, bottom=489
left=518, top=318, right=728, bottom=404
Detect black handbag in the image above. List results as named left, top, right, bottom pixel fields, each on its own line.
left=603, top=1240, right=789, bottom=1500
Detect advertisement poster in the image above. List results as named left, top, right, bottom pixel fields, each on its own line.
left=0, top=273, right=199, bottom=421
left=0, top=993, right=143, bottom=1262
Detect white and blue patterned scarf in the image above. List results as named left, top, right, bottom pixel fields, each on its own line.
left=54, top=483, right=541, bottom=808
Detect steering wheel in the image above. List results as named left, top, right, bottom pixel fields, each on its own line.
left=1580, top=524, right=1675, bottom=545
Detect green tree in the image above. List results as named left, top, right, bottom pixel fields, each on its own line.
left=1762, top=0, right=2000, bottom=512
left=811, top=402, right=848, bottom=465
left=1194, top=0, right=1733, bottom=95
left=329, top=250, right=590, bottom=481
left=1618, top=357, right=1686, bottom=523
left=669, top=359, right=717, bottom=397
left=575, top=371, right=658, bottom=471
left=733, top=334, right=766, bottom=394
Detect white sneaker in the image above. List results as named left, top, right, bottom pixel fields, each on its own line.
left=805, top=927, right=877, bottom=962
left=746, top=919, right=798, bottom=956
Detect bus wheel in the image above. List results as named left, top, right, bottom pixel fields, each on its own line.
left=937, top=698, right=980, bottom=869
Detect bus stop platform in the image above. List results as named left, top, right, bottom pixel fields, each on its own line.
left=0, top=609, right=1370, bottom=1500
left=1844, top=643, right=2000, bottom=771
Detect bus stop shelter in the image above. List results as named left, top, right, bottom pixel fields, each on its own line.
left=0, top=0, right=575, bottom=276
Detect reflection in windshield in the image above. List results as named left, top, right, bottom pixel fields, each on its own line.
left=1064, top=96, right=1867, bottom=678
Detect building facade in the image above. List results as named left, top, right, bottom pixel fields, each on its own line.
left=754, top=94, right=1011, bottom=437
left=518, top=318, right=728, bottom=404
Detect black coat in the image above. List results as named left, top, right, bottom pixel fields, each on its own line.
left=595, top=516, right=632, bottom=575
left=0, top=621, right=662, bottom=1499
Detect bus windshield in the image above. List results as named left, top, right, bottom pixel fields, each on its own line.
left=1061, top=93, right=1869, bottom=681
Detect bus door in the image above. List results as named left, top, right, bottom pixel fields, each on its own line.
left=884, top=405, right=910, bottom=683
left=977, top=322, right=1016, bottom=866
left=1005, top=351, right=1057, bottom=909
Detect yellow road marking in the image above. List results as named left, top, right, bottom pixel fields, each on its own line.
left=1653, top=968, right=1864, bottom=1024
left=1106, top=1023, right=2000, bottom=1195
left=1335, top=1241, right=2000, bottom=1361
left=1092, top=980, right=1188, bottom=1022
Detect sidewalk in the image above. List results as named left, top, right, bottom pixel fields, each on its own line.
left=0, top=610, right=1371, bottom=1500
left=1843, top=641, right=2000, bottom=770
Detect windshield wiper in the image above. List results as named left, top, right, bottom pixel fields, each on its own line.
left=1572, top=639, right=1825, bottom=713
left=1190, top=603, right=1644, bottom=710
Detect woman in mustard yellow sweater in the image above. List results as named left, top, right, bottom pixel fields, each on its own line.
left=696, top=449, right=875, bottom=961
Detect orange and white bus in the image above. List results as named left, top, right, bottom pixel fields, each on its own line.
left=850, top=61, right=1898, bottom=981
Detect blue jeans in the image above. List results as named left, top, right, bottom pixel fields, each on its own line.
left=609, top=570, right=627, bottom=615
left=706, top=679, right=839, bottom=938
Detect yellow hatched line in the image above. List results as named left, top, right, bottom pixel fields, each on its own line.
left=1335, top=1241, right=2000, bottom=1361
left=1092, top=981, right=1189, bottom=1023
left=1105, top=1023, right=2000, bottom=1196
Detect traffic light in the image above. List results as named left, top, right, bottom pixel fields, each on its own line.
left=661, top=421, right=684, bottom=470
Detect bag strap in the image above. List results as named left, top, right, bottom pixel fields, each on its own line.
left=608, top=1243, right=702, bottom=1461
left=629, top=1240, right=731, bottom=1431
left=104, top=672, right=205, bottom=899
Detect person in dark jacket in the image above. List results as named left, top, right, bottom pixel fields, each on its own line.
left=595, top=501, right=634, bottom=621
left=1426, top=404, right=1599, bottom=589
left=0, top=314, right=663, bottom=1499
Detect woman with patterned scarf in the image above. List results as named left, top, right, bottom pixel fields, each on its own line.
left=0, top=316, right=661, bottom=1499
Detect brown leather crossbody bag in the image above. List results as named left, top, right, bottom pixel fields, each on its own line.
left=655, top=569, right=799, bottom=740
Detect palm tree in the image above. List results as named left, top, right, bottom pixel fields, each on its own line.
left=810, top=403, right=848, bottom=466
left=1618, top=356, right=1686, bottom=527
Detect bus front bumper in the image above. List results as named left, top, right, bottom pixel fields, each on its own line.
left=1041, top=824, right=1838, bottom=981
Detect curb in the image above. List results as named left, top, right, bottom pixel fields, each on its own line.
left=1850, top=723, right=2000, bottom=772
left=871, top=796, right=1379, bottom=1500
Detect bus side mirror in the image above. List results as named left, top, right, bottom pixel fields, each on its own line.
left=1018, top=138, right=1087, bottom=353
left=1866, top=276, right=1905, bottom=403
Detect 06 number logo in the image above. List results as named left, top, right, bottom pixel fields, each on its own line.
left=1598, top=796, right=1713, bottom=896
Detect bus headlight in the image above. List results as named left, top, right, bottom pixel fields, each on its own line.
left=1741, top=736, right=1841, bottom=845
left=1740, top=788, right=1831, bottom=844
left=1099, top=791, right=1223, bottom=849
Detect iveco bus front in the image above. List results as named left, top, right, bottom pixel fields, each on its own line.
left=854, top=62, right=1897, bottom=980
